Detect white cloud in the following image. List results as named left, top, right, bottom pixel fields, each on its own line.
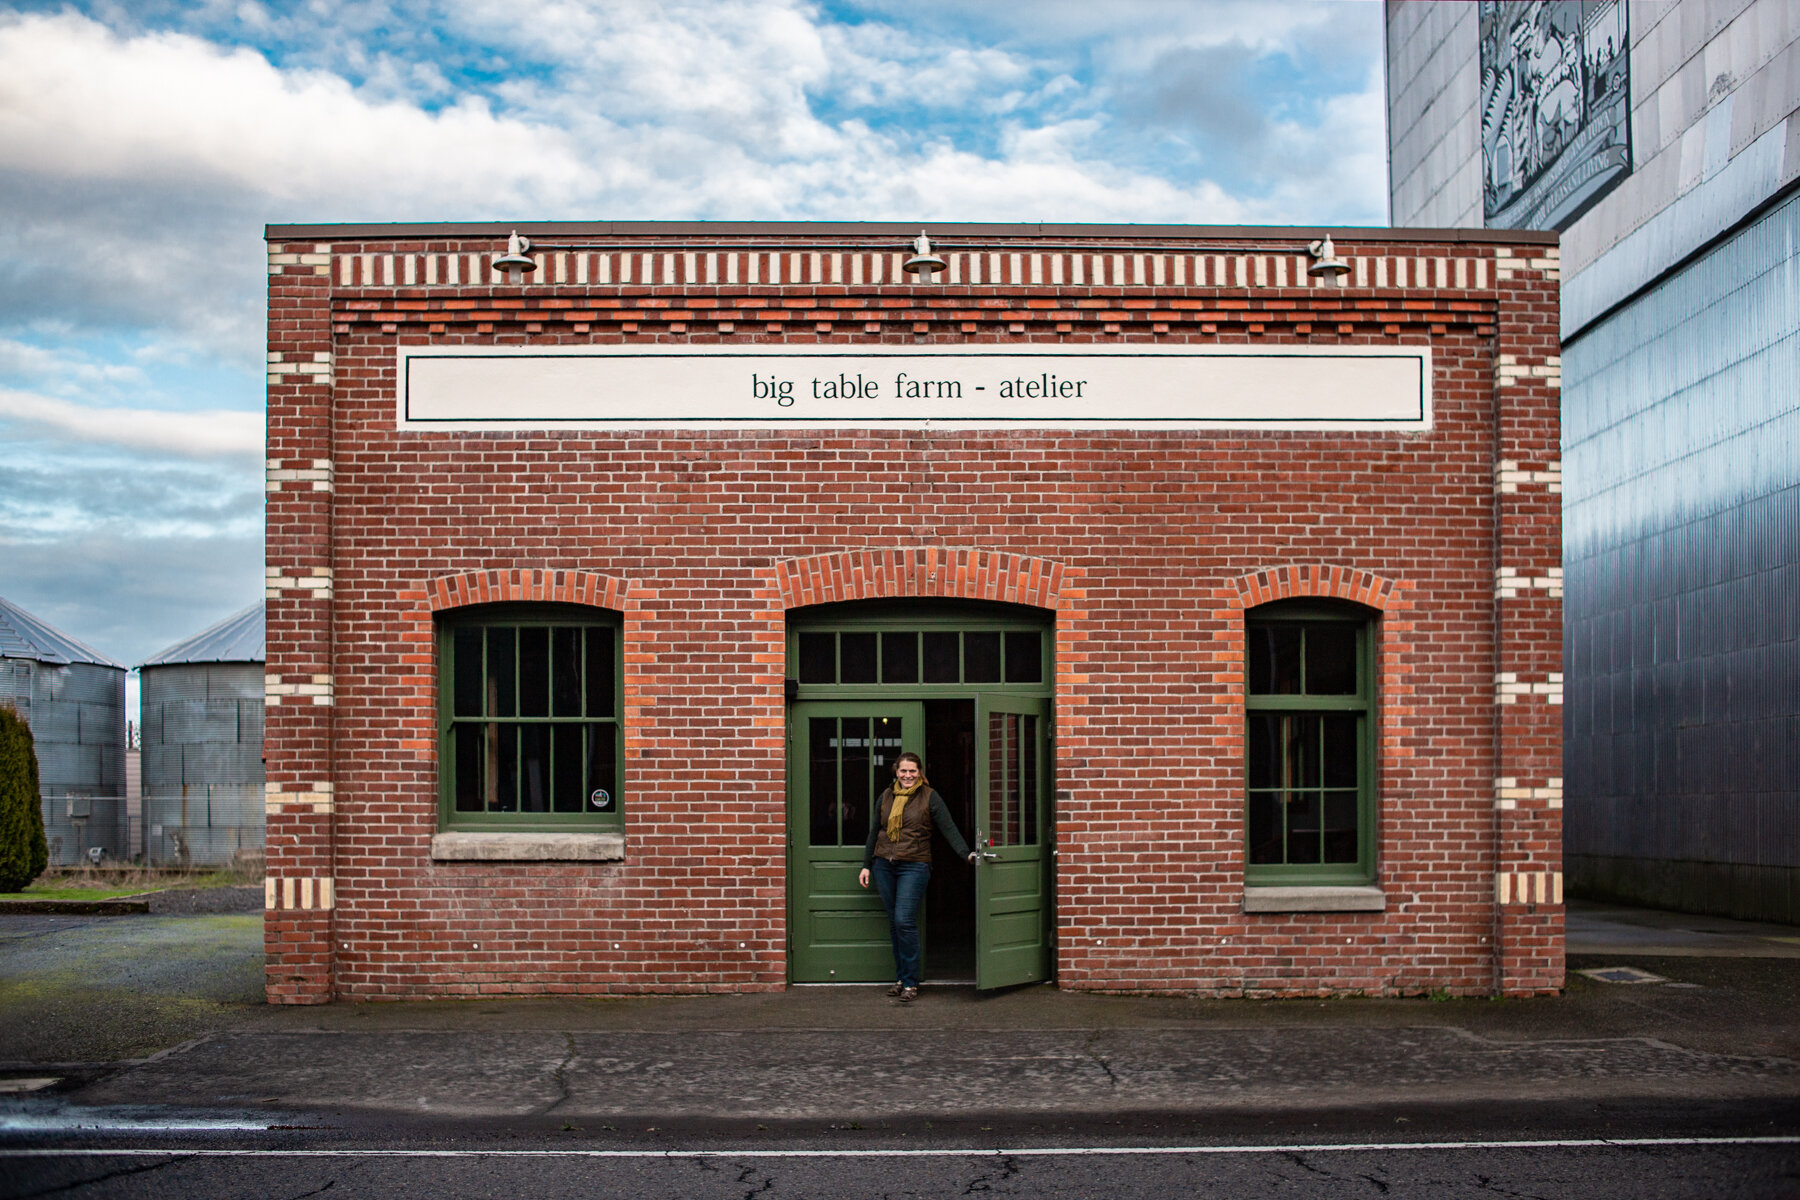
left=1, top=4, right=1355, bottom=367
left=0, top=0, right=1388, bottom=673
left=0, top=389, right=262, bottom=459
left=0, top=12, right=592, bottom=209
left=0, top=338, right=145, bottom=392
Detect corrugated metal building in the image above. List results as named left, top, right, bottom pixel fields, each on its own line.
left=139, top=603, right=266, bottom=866
left=1386, top=0, right=1800, bottom=922
left=0, top=595, right=128, bottom=865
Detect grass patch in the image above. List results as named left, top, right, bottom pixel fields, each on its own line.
left=2, top=857, right=264, bottom=900
left=0, top=886, right=163, bottom=902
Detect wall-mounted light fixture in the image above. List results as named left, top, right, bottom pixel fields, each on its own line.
left=495, top=230, right=536, bottom=282
left=1306, top=235, right=1351, bottom=281
left=902, top=230, right=948, bottom=275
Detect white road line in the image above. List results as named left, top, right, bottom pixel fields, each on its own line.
left=0, top=1120, right=271, bottom=1134
left=3, top=1137, right=1798, bottom=1158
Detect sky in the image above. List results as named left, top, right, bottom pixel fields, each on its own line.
left=0, top=0, right=1388, bottom=678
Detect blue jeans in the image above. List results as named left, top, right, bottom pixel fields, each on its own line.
left=870, top=857, right=931, bottom=988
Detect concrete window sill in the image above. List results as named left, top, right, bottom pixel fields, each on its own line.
left=430, top=831, right=625, bottom=862
left=1242, top=885, right=1385, bottom=913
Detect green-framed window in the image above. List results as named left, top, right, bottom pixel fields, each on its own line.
left=790, top=602, right=1049, bottom=691
left=436, top=604, right=621, bottom=830
left=1244, top=601, right=1375, bottom=885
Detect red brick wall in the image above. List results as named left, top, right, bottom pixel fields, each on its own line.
left=263, top=227, right=1563, bottom=1000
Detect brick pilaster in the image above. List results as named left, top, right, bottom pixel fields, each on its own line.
left=263, top=243, right=337, bottom=1003
left=1491, top=246, right=1565, bottom=995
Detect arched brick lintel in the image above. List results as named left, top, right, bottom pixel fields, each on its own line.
left=1229, top=564, right=1408, bottom=613
left=426, top=569, right=629, bottom=613
left=774, top=548, right=1081, bottom=612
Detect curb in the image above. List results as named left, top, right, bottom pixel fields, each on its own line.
left=0, top=885, right=263, bottom=916
left=0, top=896, right=152, bottom=915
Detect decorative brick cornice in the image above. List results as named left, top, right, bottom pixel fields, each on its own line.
left=330, top=247, right=1505, bottom=292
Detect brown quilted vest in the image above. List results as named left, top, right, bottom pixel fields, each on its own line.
left=870, top=786, right=936, bottom=864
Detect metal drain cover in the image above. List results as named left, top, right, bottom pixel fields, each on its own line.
left=1577, top=966, right=1668, bottom=984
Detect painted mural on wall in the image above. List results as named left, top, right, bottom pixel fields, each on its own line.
left=1481, top=0, right=1630, bottom=230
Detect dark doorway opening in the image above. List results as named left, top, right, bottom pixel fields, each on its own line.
left=785, top=599, right=1054, bottom=988
left=924, top=698, right=977, bottom=982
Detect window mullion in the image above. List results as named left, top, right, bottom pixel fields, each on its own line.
left=1247, top=695, right=1365, bottom=711
left=1279, top=714, right=1293, bottom=861
left=1316, top=714, right=1328, bottom=864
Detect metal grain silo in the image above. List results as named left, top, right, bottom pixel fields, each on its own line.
left=0, top=595, right=128, bottom=865
left=138, top=603, right=265, bottom=867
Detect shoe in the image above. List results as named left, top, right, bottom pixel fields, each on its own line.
left=897, top=986, right=919, bottom=1003
left=886, top=982, right=905, bottom=996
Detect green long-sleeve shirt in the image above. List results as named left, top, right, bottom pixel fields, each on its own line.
left=863, top=786, right=973, bottom=867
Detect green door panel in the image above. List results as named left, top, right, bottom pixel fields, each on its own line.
left=975, top=694, right=1051, bottom=990
left=788, top=702, right=924, bottom=983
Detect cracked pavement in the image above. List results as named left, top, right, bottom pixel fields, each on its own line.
left=2, top=901, right=1799, bottom=1128
left=50, top=1023, right=1800, bottom=1121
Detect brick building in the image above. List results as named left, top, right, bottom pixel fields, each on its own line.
left=262, top=221, right=1563, bottom=1003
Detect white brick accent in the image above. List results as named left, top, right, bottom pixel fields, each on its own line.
left=267, top=245, right=332, bottom=276
left=1495, top=565, right=1564, bottom=599
left=1495, top=353, right=1562, bottom=389
left=267, top=351, right=333, bottom=386
left=265, top=673, right=334, bottom=706
left=266, top=459, right=334, bottom=493
left=1495, top=870, right=1562, bottom=905
left=1496, top=870, right=1563, bottom=906
left=1493, top=250, right=1562, bottom=281
left=1495, top=673, right=1564, bottom=705
left=265, top=781, right=335, bottom=814
left=266, top=876, right=336, bottom=911
left=1495, top=459, right=1563, bottom=494
left=265, top=566, right=333, bottom=599
left=1494, top=778, right=1564, bottom=810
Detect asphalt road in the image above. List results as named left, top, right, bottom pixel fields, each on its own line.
left=3, top=902, right=1798, bottom=1196
left=7, top=1143, right=1799, bottom=1199
left=5, top=1102, right=1799, bottom=1200
left=0, top=914, right=263, bottom=1065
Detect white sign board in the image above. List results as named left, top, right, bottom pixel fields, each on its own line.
left=396, top=344, right=1430, bottom=432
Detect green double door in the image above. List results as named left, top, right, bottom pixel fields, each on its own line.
left=787, top=697, right=1051, bottom=989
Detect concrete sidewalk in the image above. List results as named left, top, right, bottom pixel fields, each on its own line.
left=1568, top=901, right=1800, bottom=958
left=2, top=901, right=1797, bottom=1124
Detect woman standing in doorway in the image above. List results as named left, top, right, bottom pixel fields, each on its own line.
left=859, top=751, right=977, bottom=1002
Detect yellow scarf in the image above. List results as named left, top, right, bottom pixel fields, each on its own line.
left=886, top=779, right=926, bottom=841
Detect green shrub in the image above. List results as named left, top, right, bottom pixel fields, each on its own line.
left=0, top=705, right=48, bottom=893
